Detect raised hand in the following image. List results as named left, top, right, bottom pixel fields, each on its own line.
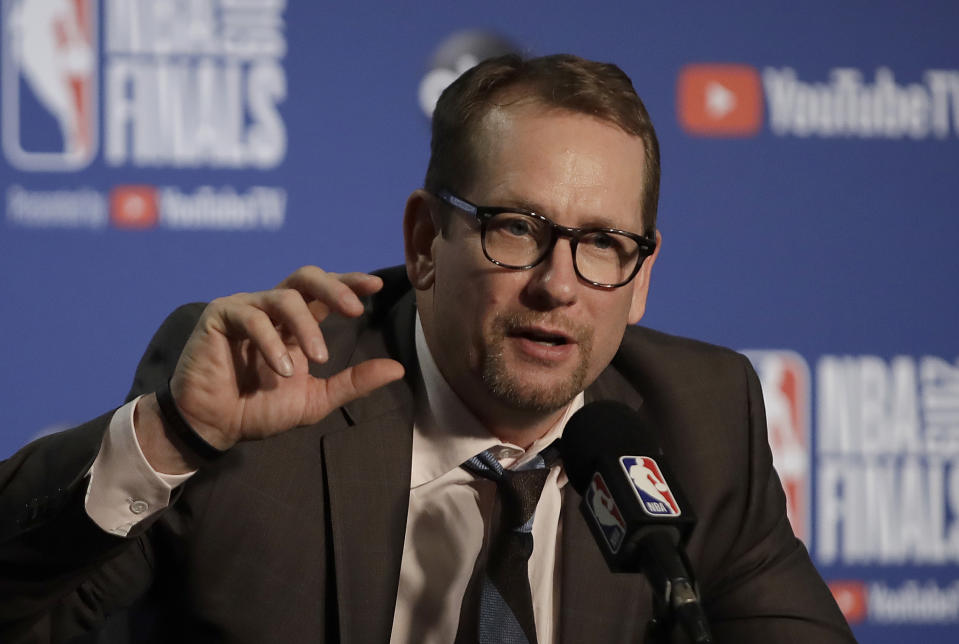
left=135, top=267, right=405, bottom=473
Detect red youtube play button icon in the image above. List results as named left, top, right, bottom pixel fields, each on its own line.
left=110, top=185, right=159, bottom=229
left=677, top=64, right=764, bottom=136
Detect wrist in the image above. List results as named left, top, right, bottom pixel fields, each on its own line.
left=134, top=393, right=201, bottom=474
left=155, top=379, right=231, bottom=465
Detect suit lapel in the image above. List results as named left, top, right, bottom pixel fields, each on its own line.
left=323, top=408, right=413, bottom=643
left=559, top=365, right=653, bottom=643
left=321, top=287, right=419, bottom=644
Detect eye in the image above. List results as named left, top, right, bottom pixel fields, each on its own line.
left=504, top=216, right=533, bottom=237
left=584, top=232, right=623, bottom=252
left=590, top=233, right=615, bottom=250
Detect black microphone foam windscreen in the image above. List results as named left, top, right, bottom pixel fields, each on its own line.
left=561, top=400, right=652, bottom=494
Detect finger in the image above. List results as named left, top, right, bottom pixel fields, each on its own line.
left=306, top=358, right=405, bottom=420
left=279, top=267, right=383, bottom=294
left=278, top=267, right=382, bottom=318
left=214, top=298, right=296, bottom=377
left=256, top=289, right=329, bottom=363
left=336, top=272, right=384, bottom=296
left=306, top=299, right=330, bottom=323
left=304, top=273, right=382, bottom=324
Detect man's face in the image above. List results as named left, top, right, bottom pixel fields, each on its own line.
left=410, top=101, right=659, bottom=425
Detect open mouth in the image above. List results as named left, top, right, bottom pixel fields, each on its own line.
left=509, top=328, right=572, bottom=347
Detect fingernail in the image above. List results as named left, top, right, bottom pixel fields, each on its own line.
left=311, top=339, right=327, bottom=362
left=280, top=354, right=294, bottom=376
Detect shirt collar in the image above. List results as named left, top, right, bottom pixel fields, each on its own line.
left=411, top=313, right=583, bottom=489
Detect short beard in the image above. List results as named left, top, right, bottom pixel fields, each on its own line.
left=481, top=311, right=594, bottom=413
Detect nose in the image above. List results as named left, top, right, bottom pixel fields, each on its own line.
left=521, top=237, right=578, bottom=310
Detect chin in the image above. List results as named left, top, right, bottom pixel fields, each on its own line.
left=481, top=359, right=588, bottom=414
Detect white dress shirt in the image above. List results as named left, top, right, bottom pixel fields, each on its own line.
left=389, top=317, right=582, bottom=644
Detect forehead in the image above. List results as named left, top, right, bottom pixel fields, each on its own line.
left=468, top=102, right=647, bottom=230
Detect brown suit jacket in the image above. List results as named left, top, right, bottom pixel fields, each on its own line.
left=0, top=266, right=854, bottom=643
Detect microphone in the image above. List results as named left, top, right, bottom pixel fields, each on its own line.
left=560, top=401, right=712, bottom=643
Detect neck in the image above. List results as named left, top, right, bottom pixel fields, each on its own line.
left=469, top=397, right=571, bottom=449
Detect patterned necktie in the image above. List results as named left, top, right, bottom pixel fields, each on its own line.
left=461, top=445, right=558, bottom=644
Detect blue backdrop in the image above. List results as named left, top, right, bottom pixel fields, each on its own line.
left=2, top=2, right=957, bottom=640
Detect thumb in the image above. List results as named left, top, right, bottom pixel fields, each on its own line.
left=307, top=359, right=405, bottom=420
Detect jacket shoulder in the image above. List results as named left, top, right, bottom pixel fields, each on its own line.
left=614, top=325, right=753, bottom=392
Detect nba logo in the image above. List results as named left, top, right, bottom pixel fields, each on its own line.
left=1, top=0, right=98, bottom=171
left=742, top=350, right=811, bottom=545
left=584, top=473, right=627, bottom=553
left=620, top=456, right=682, bottom=517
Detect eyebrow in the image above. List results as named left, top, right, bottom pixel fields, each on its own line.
left=494, top=197, right=637, bottom=232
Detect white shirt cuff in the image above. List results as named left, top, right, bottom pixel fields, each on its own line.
left=85, top=395, right=195, bottom=537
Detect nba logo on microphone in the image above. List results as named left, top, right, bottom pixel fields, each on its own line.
left=621, top=456, right=682, bottom=517
left=741, top=350, right=811, bottom=544
left=585, top=473, right=627, bottom=553
left=1, top=0, right=98, bottom=170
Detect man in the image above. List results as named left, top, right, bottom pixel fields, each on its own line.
left=0, top=54, right=855, bottom=642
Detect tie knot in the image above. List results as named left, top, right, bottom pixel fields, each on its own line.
left=462, top=449, right=554, bottom=532
left=498, top=467, right=550, bottom=531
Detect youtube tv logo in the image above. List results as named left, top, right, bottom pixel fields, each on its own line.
left=678, top=64, right=764, bottom=136
left=828, top=580, right=868, bottom=624
left=110, top=185, right=159, bottom=229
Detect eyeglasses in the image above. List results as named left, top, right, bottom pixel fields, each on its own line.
left=434, top=189, right=656, bottom=289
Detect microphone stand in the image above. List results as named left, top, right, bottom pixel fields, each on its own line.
left=638, top=531, right=713, bottom=643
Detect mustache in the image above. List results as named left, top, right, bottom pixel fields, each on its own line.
left=491, top=311, right=593, bottom=346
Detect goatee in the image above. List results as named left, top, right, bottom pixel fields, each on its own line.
left=481, top=311, right=593, bottom=413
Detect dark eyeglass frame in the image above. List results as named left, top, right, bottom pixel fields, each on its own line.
left=434, top=189, right=657, bottom=289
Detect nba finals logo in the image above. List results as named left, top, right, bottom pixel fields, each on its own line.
left=620, top=456, right=682, bottom=517
left=742, top=350, right=811, bottom=544
left=2, top=0, right=98, bottom=171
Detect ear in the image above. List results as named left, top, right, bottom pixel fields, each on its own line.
left=626, top=230, right=662, bottom=325
left=403, top=189, right=440, bottom=290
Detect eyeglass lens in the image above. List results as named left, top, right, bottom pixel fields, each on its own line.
left=483, top=212, right=641, bottom=286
